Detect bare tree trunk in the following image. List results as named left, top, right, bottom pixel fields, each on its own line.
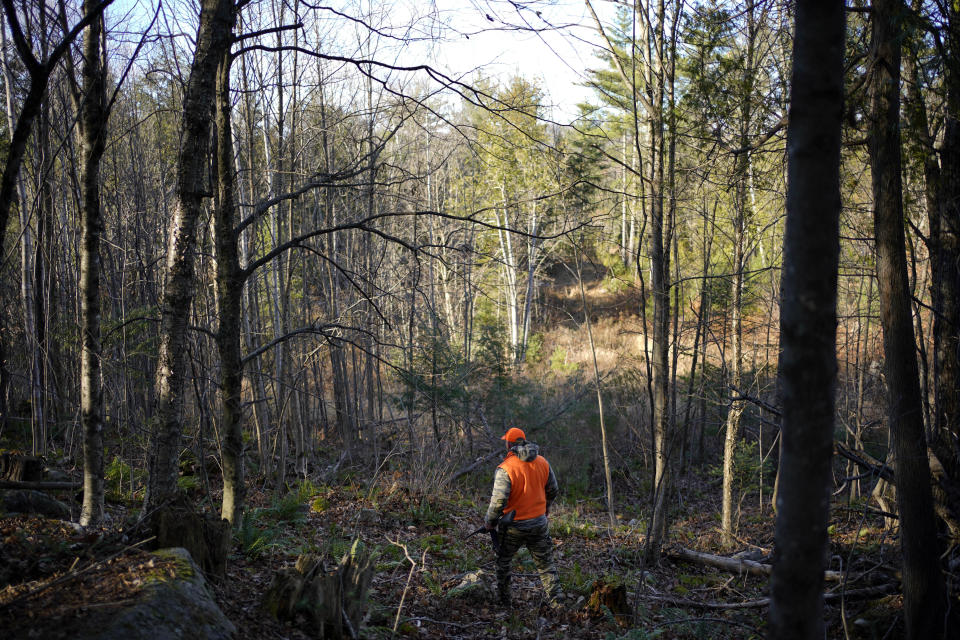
left=721, top=183, right=747, bottom=548
left=145, top=0, right=235, bottom=511
left=330, top=345, right=355, bottom=453
left=768, top=2, right=844, bottom=638
left=77, top=0, right=108, bottom=527
left=626, top=145, right=637, bottom=275
left=645, top=0, right=679, bottom=565
left=851, top=276, right=874, bottom=502
left=722, top=7, right=757, bottom=549
left=213, top=45, right=245, bottom=525
left=362, top=48, right=378, bottom=446
left=925, top=0, right=960, bottom=520
left=868, top=1, right=949, bottom=635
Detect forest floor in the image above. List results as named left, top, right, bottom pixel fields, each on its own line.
left=0, top=467, right=910, bottom=640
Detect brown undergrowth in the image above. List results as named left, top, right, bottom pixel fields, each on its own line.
left=0, top=465, right=922, bottom=639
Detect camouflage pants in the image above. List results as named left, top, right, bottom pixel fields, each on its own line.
left=496, top=517, right=560, bottom=601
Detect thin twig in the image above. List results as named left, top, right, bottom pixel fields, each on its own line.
left=388, top=538, right=421, bottom=639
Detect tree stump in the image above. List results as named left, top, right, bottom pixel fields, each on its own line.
left=586, top=578, right=629, bottom=624
left=150, top=505, right=230, bottom=581
left=262, top=540, right=374, bottom=639
left=261, top=567, right=307, bottom=620
left=0, top=453, right=43, bottom=482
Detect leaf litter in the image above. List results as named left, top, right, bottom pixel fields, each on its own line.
left=0, top=470, right=914, bottom=639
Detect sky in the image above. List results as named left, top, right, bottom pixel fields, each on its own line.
left=424, top=0, right=611, bottom=123
left=107, top=0, right=614, bottom=123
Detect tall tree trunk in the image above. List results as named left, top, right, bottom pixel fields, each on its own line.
left=145, top=0, right=235, bottom=511
left=930, top=0, right=960, bottom=510
left=213, top=46, right=244, bottom=525
left=768, top=2, right=844, bottom=638
left=720, top=182, right=750, bottom=548
left=330, top=344, right=355, bottom=453
left=721, top=9, right=755, bottom=546
left=78, top=0, right=108, bottom=527
left=32, top=0, right=58, bottom=454
left=868, top=0, right=948, bottom=636
left=620, top=132, right=628, bottom=265
left=645, top=0, right=678, bottom=565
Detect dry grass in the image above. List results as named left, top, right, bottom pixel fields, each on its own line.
left=535, top=273, right=783, bottom=385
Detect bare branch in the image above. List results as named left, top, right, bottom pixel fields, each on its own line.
left=240, top=323, right=355, bottom=366
left=105, top=1, right=161, bottom=117
left=1, top=0, right=41, bottom=72
left=233, top=22, right=303, bottom=43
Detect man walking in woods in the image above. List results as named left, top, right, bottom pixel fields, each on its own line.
left=485, top=427, right=561, bottom=608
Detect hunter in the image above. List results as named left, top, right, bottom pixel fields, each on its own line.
left=484, top=427, right=561, bottom=608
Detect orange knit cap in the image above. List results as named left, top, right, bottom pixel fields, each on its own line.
left=501, top=427, right=526, bottom=443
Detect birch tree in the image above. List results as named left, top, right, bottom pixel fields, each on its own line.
left=75, top=0, right=108, bottom=527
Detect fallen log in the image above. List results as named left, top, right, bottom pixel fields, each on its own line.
left=449, top=450, right=500, bottom=483
left=668, top=546, right=844, bottom=582
left=834, top=441, right=893, bottom=482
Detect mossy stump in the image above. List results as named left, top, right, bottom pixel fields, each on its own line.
left=150, top=505, right=230, bottom=581
left=262, top=541, right=374, bottom=639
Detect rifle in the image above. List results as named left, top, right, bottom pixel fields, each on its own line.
left=466, top=509, right=516, bottom=555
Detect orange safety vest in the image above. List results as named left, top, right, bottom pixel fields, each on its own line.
left=499, top=452, right=551, bottom=521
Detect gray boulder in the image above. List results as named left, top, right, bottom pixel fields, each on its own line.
left=2, top=489, right=72, bottom=519
left=73, top=547, right=236, bottom=640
